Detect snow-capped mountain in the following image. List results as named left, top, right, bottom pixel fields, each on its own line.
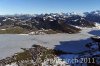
left=0, top=11, right=98, bottom=33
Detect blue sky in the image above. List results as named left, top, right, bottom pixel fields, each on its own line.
left=0, top=0, right=100, bottom=15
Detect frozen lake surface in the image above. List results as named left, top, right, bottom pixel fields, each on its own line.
left=0, top=34, right=37, bottom=59
left=0, top=28, right=100, bottom=59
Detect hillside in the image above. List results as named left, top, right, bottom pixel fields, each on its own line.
left=0, top=12, right=97, bottom=34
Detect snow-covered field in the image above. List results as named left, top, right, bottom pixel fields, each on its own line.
left=0, top=27, right=100, bottom=60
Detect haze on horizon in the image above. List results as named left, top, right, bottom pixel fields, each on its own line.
left=0, top=0, right=100, bottom=15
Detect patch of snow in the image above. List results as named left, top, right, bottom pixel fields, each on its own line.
left=94, top=22, right=100, bottom=29
left=73, top=19, right=78, bottom=22
left=3, top=19, right=7, bottom=21
left=18, top=34, right=29, bottom=36
left=0, top=23, right=1, bottom=25
left=1, top=29, right=6, bottom=30
left=6, top=63, right=18, bottom=66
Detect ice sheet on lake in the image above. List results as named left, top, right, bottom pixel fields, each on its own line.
left=0, top=27, right=100, bottom=59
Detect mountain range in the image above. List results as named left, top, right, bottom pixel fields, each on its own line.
left=1, top=10, right=100, bottom=33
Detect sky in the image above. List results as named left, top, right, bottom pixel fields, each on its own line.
left=0, top=0, right=100, bottom=15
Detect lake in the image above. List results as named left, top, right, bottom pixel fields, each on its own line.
left=0, top=28, right=98, bottom=60
left=0, top=34, right=37, bottom=59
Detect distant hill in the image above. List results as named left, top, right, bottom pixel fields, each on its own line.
left=0, top=12, right=97, bottom=33
left=84, top=10, right=100, bottom=23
